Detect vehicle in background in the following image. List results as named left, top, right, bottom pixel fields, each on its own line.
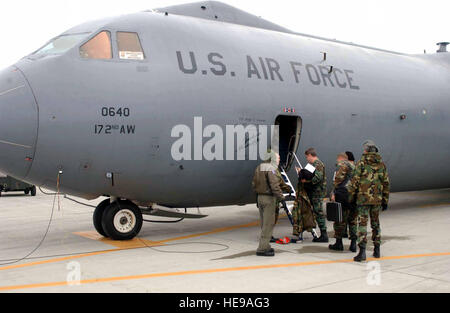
left=0, top=172, right=36, bottom=197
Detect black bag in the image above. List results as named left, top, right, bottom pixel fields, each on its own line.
left=326, top=202, right=343, bottom=223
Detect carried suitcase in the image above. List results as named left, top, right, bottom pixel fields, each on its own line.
left=326, top=202, right=343, bottom=223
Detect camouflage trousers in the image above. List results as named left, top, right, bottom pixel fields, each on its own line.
left=357, top=205, right=381, bottom=248
left=311, top=198, right=327, bottom=231
left=333, top=208, right=358, bottom=240
left=292, top=206, right=302, bottom=236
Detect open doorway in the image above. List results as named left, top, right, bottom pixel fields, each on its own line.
left=274, top=115, right=302, bottom=170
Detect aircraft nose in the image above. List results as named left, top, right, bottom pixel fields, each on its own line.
left=0, top=67, right=38, bottom=180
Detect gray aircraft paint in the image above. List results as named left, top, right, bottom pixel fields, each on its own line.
left=0, top=1, right=449, bottom=208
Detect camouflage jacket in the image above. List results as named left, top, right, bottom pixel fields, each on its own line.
left=294, top=182, right=317, bottom=230
left=252, top=162, right=285, bottom=201
left=332, top=160, right=355, bottom=194
left=347, top=152, right=390, bottom=206
left=305, top=159, right=327, bottom=199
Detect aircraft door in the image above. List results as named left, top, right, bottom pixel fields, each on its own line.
left=274, top=115, right=302, bottom=170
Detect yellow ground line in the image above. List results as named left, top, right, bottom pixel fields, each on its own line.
left=158, top=221, right=261, bottom=243
left=0, top=249, right=121, bottom=271
left=418, top=202, right=450, bottom=208
left=1, top=252, right=449, bottom=292
left=0, top=219, right=262, bottom=272
left=73, top=231, right=165, bottom=249
left=73, top=220, right=261, bottom=249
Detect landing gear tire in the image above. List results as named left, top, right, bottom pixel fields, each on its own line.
left=93, top=199, right=111, bottom=237
left=24, top=189, right=30, bottom=195
left=101, top=200, right=143, bottom=241
left=30, top=186, right=36, bottom=196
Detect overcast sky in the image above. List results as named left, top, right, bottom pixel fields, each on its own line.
left=0, top=0, right=448, bottom=70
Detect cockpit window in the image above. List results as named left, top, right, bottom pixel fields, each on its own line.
left=34, top=33, right=89, bottom=55
left=79, top=31, right=112, bottom=60
left=117, top=32, right=145, bottom=60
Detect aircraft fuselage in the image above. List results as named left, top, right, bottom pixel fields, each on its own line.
left=1, top=11, right=449, bottom=208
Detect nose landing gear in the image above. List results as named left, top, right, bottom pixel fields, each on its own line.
left=93, top=199, right=143, bottom=240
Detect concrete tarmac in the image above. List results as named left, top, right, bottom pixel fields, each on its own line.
left=0, top=189, right=449, bottom=293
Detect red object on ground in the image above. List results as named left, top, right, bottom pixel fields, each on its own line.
left=276, top=237, right=291, bottom=245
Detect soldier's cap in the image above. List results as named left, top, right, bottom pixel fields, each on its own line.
left=363, top=140, right=379, bottom=152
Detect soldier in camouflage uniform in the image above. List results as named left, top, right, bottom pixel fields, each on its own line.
left=303, top=148, right=328, bottom=243
left=329, top=153, right=358, bottom=252
left=292, top=169, right=318, bottom=242
left=348, top=140, right=390, bottom=262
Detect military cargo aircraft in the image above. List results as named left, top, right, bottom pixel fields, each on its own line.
left=0, top=1, right=448, bottom=240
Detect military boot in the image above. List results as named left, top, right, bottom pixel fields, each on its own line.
left=373, top=244, right=381, bottom=258
left=313, top=230, right=329, bottom=243
left=353, top=246, right=366, bottom=262
left=256, top=250, right=275, bottom=257
left=349, top=239, right=357, bottom=253
left=328, top=238, right=344, bottom=251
